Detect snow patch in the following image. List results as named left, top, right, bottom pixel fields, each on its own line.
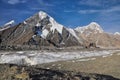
left=23, top=21, right=27, bottom=24
left=0, top=27, right=10, bottom=31
left=36, top=23, right=41, bottom=26
left=114, top=32, right=120, bottom=35
left=49, top=17, right=63, bottom=34
left=77, top=58, right=96, bottom=62
left=39, top=11, right=47, bottom=20
left=4, top=20, right=15, bottom=26
left=32, top=35, right=36, bottom=38
left=67, top=28, right=79, bottom=40
left=41, top=29, right=49, bottom=39
left=0, top=20, right=15, bottom=31
left=16, top=51, right=24, bottom=54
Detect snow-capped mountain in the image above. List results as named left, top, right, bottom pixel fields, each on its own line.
left=75, top=22, right=120, bottom=48
left=75, top=22, right=103, bottom=34
left=0, top=11, right=83, bottom=49
left=114, top=32, right=120, bottom=35
left=0, top=11, right=120, bottom=50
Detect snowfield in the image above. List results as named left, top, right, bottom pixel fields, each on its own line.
left=0, top=50, right=119, bottom=65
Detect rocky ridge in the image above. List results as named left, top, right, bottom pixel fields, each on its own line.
left=0, top=11, right=120, bottom=50
left=75, top=22, right=120, bottom=48
left=0, top=11, right=82, bottom=50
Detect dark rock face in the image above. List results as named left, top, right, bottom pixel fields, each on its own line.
left=0, top=11, right=82, bottom=50
left=0, top=64, right=119, bottom=80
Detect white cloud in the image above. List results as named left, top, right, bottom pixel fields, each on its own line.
left=79, top=0, right=120, bottom=7
left=64, top=10, right=75, bottom=13
left=78, top=5, right=120, bottom=33
left=37, top=0, right=54, bottom=7
left=78, top=6, right=120, bottom=14
left=79, top=0, right=101, bottom=7
left=78, top=10, right=100, bottom=14
left=7, top=0, right=27, bottom=5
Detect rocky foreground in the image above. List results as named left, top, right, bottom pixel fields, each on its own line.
left=0, top=64, right=120, bottom=80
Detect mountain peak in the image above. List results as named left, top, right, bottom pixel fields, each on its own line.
left=38, top=11, right=48, bottom=20
left=75, top=22, right=103, bottom=34
left=90, top=22, right=99, bottom=25
left=88, top=22, right=103, bottom=32
left=114, top=32, right=120, bottom=35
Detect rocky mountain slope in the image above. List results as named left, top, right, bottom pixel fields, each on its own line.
left=0, top=64, right=119, bottom=80
left=0, top=20, right=15, bottom=31
left=75, top=22, right=120, bottom=49
left=0, top=11, right=83, bottom=50
left=0, top=11, right=120, bottom=50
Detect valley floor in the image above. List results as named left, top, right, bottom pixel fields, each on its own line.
left=38, top=51, right=120, bottom=79
left=0, top=49, right=120, bottom=79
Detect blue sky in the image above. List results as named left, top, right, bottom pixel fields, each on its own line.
left=0, top=0, right=120, bottom=33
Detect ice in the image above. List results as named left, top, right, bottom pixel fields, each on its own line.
left=0, top=50, right=118, bottom=65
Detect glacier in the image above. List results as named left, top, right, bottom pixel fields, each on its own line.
left=0, top=50, right=119, bottom=65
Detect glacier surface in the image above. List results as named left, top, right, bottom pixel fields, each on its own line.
left=0, top=50, right=119, bottom=65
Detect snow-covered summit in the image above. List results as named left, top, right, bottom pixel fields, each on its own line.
left=38, top=11, right=48, bottom=20
left=75, top=22, right=104, bottom=34
left=36, top=11, right=64, bottom=38
left=114, top=32, right=120, bottom=35
left=89, top=22, right=103, bottom=30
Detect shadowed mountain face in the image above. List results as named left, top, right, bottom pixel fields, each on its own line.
left=0, top=11, right=120, bottom=50
left=0, top=64, right=120, bottom=80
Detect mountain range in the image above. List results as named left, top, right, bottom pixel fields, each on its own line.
left=0, top=11, right=120, bottom=50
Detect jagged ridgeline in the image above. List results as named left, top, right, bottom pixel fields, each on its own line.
left=0, top=11, right=83, bottom=50
left=0, top=11, right=120, bottom=50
